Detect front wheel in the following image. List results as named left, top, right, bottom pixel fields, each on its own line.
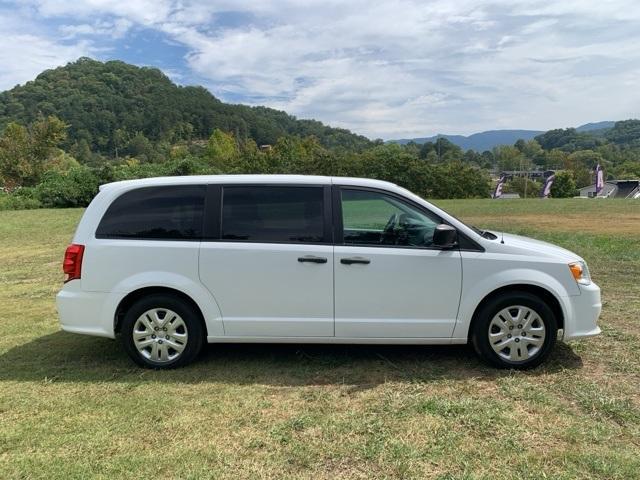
left=121, top=294, right=204, bottom=369
left=471, top=291, right=557, bottom=369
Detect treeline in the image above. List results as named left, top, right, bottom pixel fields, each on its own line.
left=0, top=118, right=490, bottom=209
left=3, top=114, right=640, bottom=209
left=394, top=119, right=640, bottom=198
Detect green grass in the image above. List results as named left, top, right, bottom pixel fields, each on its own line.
left=1, top=200, right=640, bottom=479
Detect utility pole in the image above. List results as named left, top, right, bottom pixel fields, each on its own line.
left=520, top=157, right=528, bottom=199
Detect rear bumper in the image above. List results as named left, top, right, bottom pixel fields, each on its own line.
left=56, top=282, right=114, bottom=338
left=563, top=282, right=602, bottom=341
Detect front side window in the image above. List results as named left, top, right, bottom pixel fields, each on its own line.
left=222, top=186, right=324, bottom=243
left=341, top=189, right=440, bottom=247
left=96, top=185, right=205, bottom=240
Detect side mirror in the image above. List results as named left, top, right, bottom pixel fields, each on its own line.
left=433, top=224, right=458, bottom=249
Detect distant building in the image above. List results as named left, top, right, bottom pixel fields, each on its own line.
left=578, top=180, right=640, bottom=198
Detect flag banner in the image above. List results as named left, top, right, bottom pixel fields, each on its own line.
left=540, top=174, right=555, bottom=198
left=493, top=174, right=506, bottom=199
left=595, top=164, right=604, bottom=195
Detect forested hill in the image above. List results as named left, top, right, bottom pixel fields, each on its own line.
left=0, top=57, right=372, bottom=155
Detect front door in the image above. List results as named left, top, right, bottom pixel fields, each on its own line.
left=333, top=187, right=462, bottom=338
left=199, top=185, right=334, bottom=337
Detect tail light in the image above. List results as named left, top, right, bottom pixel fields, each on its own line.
left=63, top=244, right=85, bottom=283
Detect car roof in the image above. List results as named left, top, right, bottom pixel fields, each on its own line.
left=99, top=174, right=399, bottom=191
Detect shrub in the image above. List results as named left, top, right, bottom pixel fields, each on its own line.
left=0, top=191, right=41, bottom=210
left=109, top=156, right=217, bottom=181
left=550, top=170, right=577, bottom=198
left=504, top=176, right=542, bottom=198
left=427, top=162, right=491, bottom=199
left=35, top=166, right=100, bottom=207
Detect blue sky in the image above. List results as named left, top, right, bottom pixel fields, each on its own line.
left=1, top=1, right=639, bottom=139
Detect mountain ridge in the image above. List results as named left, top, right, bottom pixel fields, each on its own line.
left=389, top=122, right=617, bottom=151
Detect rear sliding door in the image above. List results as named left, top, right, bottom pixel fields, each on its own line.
left=199, top=184, right=334, bottom=337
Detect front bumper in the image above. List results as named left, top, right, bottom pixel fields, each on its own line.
left=563, top=281, right=602, bottom=341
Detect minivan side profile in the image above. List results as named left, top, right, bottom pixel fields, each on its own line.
left=57, top=175, right=602, bottom=369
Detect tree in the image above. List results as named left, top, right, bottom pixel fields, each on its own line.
left=504, top=176, right=542, bottom=198
left=70, top=139, right=92, bottom=164
left=113, top=128, right=127, bottom=160
left=518, top=139, right=545, bottom=166
left=613, top=161, right=640, bottom=179
left=207, top=129, right=238, bottom=166
left=544, top=149, right=568, bottom=170
left=566, top=150, right=605, bottom=187
left=550, top=171, right=577, bottom=198
left=605, top=120, right=640, bottom=148
left=30, top=115, right=68, bottom=159
left=428, top=162, right=491, bottom=198
left=127, top=132, right=153, bottom=159
left=481, top=150, right=495, bottom=168
left=0, top=116, right=68, bottom=189
left=535, top=128, right=601, bottom=151
left=419, top=138, right=462, bottom=162
left=493, top=145, right=527, bottom=171
left=0, top=123, right=31, bottom=189
left=462, top=149, right=484, bottom=166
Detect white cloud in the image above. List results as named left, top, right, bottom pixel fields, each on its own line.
left=0, top=9, right=94, bottom=90
left=29, top=0, right=173, bottom=26
left=3, top=0, right=640, bottom=138
left=0, top=34, right=93, bottom=90
left=59, top=18, right=132, bottom=39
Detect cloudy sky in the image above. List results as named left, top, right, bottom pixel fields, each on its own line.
left=1, top=1, right=639, bottom=139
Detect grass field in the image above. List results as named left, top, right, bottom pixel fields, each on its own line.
left=1, top=199, right=639, bottom=479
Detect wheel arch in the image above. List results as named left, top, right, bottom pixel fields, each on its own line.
left=466, top=284, right=565, bottom=341
left=114, top=286, right=207, bottom=336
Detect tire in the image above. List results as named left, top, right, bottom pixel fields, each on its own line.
left=121, top=293, right=205, bottom=369
left=471, top=291, right=557, bottom=369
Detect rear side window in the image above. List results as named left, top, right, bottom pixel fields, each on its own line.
left=96, top=186, right=205, bottom=240
left=222, top=186, right=324, bottom=243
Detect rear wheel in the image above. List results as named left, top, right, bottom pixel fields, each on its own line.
left=121, top=294, right=204, bottom=369
left=471, top=291, right=557, bottom=369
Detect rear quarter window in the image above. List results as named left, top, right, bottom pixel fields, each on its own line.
left=96, top=185, right=205, bottom=240
left=221, top=186, right=325, bottom=243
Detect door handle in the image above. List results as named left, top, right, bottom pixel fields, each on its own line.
left=340, top=257, right=371, bottom=265
left=298, top=255, right=328, bottom=264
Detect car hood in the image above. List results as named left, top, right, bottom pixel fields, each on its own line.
left=486, top=232, right=582, bottom=262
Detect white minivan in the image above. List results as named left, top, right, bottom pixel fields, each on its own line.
left=57, top=175, right=601, bottom=369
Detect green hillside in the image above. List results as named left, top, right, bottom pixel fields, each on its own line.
left=0, top=58, right=372, bottom=155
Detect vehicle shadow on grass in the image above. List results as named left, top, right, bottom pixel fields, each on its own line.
left=0, top=331, right=583, bottom=386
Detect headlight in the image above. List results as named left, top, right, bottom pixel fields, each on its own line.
left=569, top=261, right=591, bottom=285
